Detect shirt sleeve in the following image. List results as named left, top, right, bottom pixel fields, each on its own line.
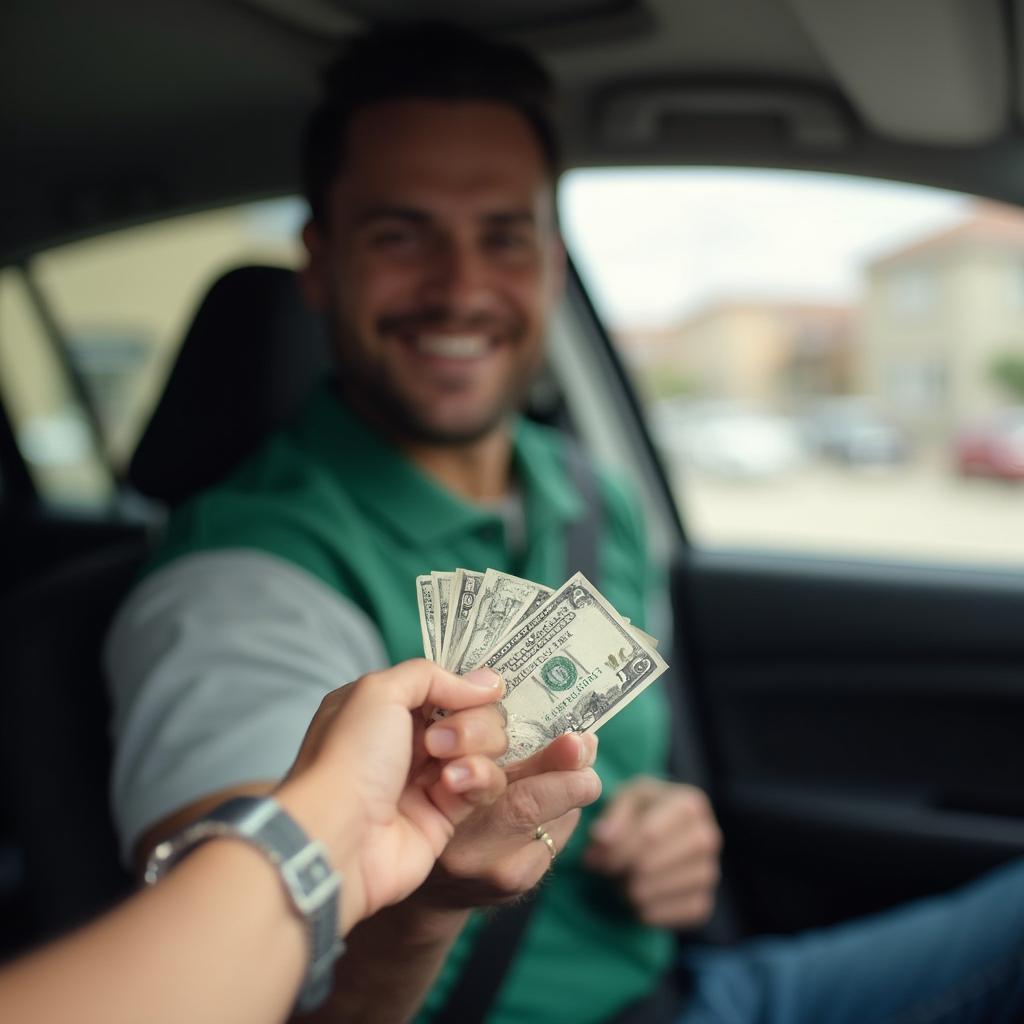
left=104, top=548, right=388, bottom=865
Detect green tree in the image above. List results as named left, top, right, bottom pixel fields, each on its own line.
left=640, top=365, right=699, bottom=401
left=990, top=351, right=1024, bottom=402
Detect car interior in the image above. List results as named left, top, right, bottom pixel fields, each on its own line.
left=3, top=0, right=1024, bottom=980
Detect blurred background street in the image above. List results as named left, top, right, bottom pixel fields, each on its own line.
left=670, top=451, right=1024, bottom=563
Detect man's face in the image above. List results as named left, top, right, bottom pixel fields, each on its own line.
left=302, top=99, right=565, bottom=446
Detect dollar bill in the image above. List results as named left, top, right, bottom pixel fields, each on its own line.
left=505, top=586, right=555, bottom=635
left=434, top=569, right=462, bottom=663
left=415, top=574, right=437, bottom=661
left=480, top=572, right=668, bottom=762
left=439, top=568, right=483, bottom=669
left=432, top=571, right=454, bottom=664
left=448, top=569, right=552, bottom=676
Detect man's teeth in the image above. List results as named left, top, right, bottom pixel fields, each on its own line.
left=415, top=335, right=490, bottom=358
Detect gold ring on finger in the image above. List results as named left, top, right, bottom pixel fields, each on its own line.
left=533, top=825, right=557, bottom=862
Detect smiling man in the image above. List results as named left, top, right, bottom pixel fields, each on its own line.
left=307, top=100, right=556, bottom=435
left=302, top=96, right=561, bottom=499
left=106, top=23, right=709, bottom=1024
left=106, top=21, right=1024, bottom=1024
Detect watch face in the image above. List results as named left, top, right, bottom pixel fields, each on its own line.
left=283, top=842, right=339, bottom=914
left=298, top=855, right=333, bottom=891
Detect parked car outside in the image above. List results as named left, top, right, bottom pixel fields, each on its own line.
left=802, top=397, right=911, bottom=465
left=651, top=398, right=806, bottom=479
left=954, top=407, right=1024, bottom=480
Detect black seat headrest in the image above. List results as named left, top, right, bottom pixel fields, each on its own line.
left=129, top=265, right=331, bottom=505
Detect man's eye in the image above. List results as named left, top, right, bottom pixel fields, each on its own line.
left=486, top=232, right=533, bottom=253
left=369, top=227, right=421, bottom=248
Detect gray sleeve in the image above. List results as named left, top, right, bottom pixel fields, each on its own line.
left=104, top=549, right=388, bottom=865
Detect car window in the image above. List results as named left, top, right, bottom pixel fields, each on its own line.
left=27, top=197, right=306, bottom=472
left=560, top=168, right=1024, bottom=569
left=0, top=268, right=113, bottom=508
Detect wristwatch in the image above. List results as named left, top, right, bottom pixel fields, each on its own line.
left=144, top=795, right=344, bottom=1012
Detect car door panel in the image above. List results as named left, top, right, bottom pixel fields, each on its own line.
left=674, top=550, right=1024, bottom=934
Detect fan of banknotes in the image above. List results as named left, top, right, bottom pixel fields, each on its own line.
left=416, top=569, right=668, bottom=762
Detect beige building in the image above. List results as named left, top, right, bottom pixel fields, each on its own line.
left=616, top=300, right=854, bottom=408
left=860, top=201, right=1024, bottom=440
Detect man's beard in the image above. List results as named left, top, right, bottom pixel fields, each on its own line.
left=327, top=307, right=540, bottom=447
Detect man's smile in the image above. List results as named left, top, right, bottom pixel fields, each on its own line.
left=408, top=333, right=494, bottom=360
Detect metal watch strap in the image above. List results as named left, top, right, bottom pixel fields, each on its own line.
left=144, top=795, right=343, bottom=1012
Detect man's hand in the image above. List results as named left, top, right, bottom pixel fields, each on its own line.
left=414, top=731, right=602, bottom=910
left=276, top=660, right=509, bottom=932
left=312, top=726, right=600, bottom=1024
left=582, top=777, right=721, bottom=930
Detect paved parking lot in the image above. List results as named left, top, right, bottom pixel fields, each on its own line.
left=667, top=456, right=1024, bottom=568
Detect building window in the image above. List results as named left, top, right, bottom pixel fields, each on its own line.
left=885, top=358, right=946, bottom=411
left=888, top=269, right=936, bottom=316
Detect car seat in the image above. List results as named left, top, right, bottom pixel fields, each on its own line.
left=0, top=265, right=330, bottom=949
left=0, top=542, right=145, bottom=943
left=129, top=264, right=332, bottom=505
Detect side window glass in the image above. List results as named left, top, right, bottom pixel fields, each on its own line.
left=561, top=169, right=1024, bottom=568
left=30, top=197, right=305, bottom=469
left=0, top=269, right=112, bottom=508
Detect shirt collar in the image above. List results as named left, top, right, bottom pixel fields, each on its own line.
left=292, top=382, right=585, bottom=543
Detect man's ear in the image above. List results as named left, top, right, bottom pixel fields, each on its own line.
left=299, top=219, right=329, bottom=312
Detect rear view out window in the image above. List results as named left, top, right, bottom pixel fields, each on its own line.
left=29, top=197, right=306, bottom=471
left=561, top=168, right=1024, bottom=569
left=0, top=269, right=112, bottom=508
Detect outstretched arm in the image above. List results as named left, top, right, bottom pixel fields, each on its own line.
left=0, top=661, right=506, bottom=1024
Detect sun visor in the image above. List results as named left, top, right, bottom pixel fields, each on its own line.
left=785, top=0, right=1008, bottom=146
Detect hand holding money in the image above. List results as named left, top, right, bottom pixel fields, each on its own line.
left=414, top=732, right=601, bottom=908
left=417, top=568, right=667, bottom=762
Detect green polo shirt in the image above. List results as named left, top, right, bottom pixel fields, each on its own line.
left=147, top=382, right=673, bottom=1023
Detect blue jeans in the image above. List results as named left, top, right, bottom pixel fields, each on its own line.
left=677, top=859, right=1024, bottom=1024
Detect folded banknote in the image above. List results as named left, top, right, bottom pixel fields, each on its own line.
left=416, top=568, right=667, bottom=761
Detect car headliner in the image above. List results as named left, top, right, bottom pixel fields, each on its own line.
left=3, top=0, right=1022, bottom=260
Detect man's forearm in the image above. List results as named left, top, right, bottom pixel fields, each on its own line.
left=306, top=901, right=470, bottom=1024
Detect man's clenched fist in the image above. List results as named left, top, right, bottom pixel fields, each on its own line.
left=583, top=777, right=721, bottom=929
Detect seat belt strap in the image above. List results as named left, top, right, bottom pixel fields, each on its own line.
left=563, top=437, right=602, bottom=579
left=430, top=438, right=602, bottom=1024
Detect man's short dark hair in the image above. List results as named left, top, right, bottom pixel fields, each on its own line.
left=302, top=21, right=559, bottom=223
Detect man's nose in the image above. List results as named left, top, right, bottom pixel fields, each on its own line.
left=421, top=237, right=496, bottom=316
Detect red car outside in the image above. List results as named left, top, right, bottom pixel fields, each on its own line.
left=955, top=408, right=1024, bottom=480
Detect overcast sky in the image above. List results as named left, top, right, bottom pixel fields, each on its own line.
left=559, top=168, right=971, bottom=329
